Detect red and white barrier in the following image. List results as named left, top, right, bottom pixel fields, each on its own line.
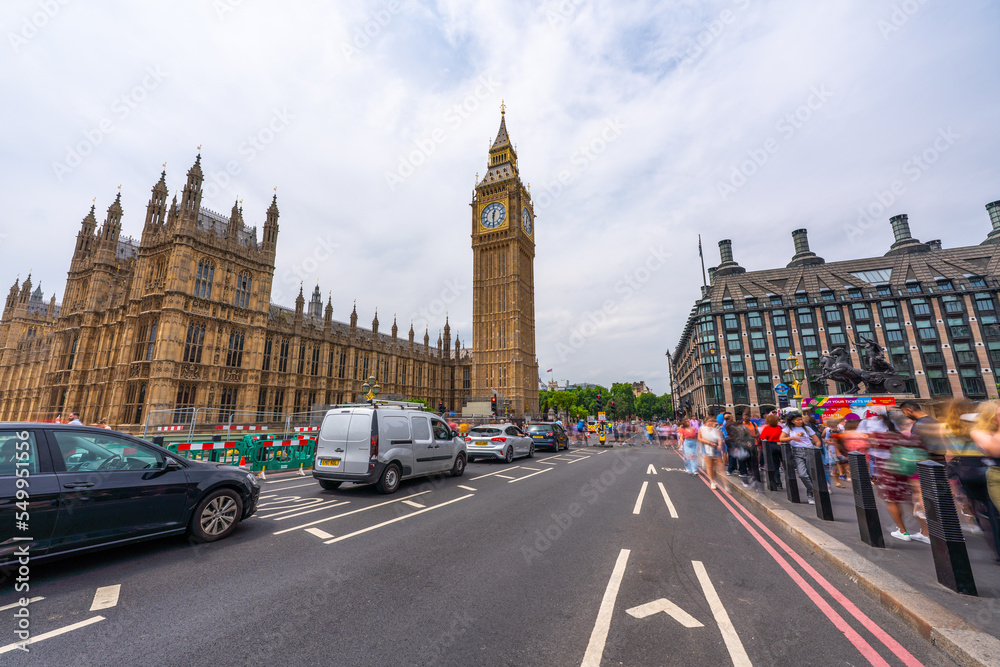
left=258, top=438, right=313, bottom=448
left=175, top=442, right=237, bottom=451
left=293, top=426, right=320, bottom=432
left=216, top=425, right=269, bottom=431
left=156, top=426, right=186, bottom=432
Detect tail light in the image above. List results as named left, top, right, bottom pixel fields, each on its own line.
left=545, top=432, right=553, bottom=437
left=491, top=436, right=507, bottom=442
left=370, top=432, right=379, bottom=460
left=465, top=436, right=472, bottom=442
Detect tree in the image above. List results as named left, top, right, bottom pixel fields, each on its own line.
left=610, top=383, right=636, bottom=417
left=635, top=392, right=661, bottom=420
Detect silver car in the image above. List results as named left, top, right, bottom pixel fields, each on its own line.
left=465, top=424, right=534, bottom=463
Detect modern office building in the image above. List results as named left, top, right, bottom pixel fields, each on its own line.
left=671, top=201, right=1000, bottom=417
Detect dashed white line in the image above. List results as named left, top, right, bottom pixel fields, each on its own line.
left=693, top=560, right=752, bottom=667
left=324, top=494, right=474, bottom=544
left=509, top=468, right=551, bottom=483
left=657, top=482, right=679, bottom=519
left=494, top=474, right=516, bottom=480
left=272, top=491, right=432, bottom=535
left=402, top=500, right=425, bottom=508
left=580, top=549, right=631, bottom=667
left=469, top=466, right=523, bottom=480
left=633, top=481, right=649, bottom=515
left=538, top=460, right=558, bottom=465
left=89, top=585, right=121, bottom=611
left=0, top=597, right=42, bottom=612
left=257, top=498, right=332, bottom=519
left=457, top=485, right=477, bottom=491
left=520, top=466, right=543, bottom=472
left=0, top=616, right=105, bottom=654
left=567, top=456, right=590, bottom=464
left=305, top=527, right=334, bottom=540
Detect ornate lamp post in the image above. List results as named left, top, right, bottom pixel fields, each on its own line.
left=361, top=375, right=380, bottom=406
left=783, top=351, right=806, bottom=409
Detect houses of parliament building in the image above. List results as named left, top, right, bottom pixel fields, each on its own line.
left=0, top=110, right=539, bottom=429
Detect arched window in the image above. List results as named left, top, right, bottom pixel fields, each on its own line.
left=195, top=259, right=215, bottom=299
left=234, top=271, right=252, bottom=309
left=226, top=329, right=245, bottom=368
left=183, top=322, right=206, bottom=363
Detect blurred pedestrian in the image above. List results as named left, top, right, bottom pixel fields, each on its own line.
left=779, top=412, right=820, bottom=505
left=699, top=415, right=723, bottom=490
left=679, top=418, right=699, bottom=475
left=943, top=399, right=1000, bottom=555
left=969, top=400, right=1000, bottom=557
left=869, top=415, right=930, bottom=543
left=900, top=400, right=947, bottom=464
left=759, top=413, right=784, bottom=490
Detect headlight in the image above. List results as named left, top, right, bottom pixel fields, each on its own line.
left=246, top=473, right=259, bottom=486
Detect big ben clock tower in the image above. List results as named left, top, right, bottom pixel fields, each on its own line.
left=471, top=105, right=539, bottom=416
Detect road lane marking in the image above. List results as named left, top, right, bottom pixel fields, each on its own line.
left=646, top=464, right=657, bottom=475
left=494, top=474, right=515, bottom=480
left=305, top=527, right=334, bottom=539
left=567, top=456, right=590, bottom=464
left=538, top=460, right=558, bottom=465
left=633, top=481, right=648, bottom=515
left=89, top=585, right=121, bottom=611
left=692, top=561, right=751, bottom=667
left=626, top=598, right=703, bottom=628
left=657, top=482, right=678, bottom=518
left=270, top=500, right=351, bottom=521
left=0, top=597, right=43, bottom=612
left=402, top=500, right=425, bottom=508
left=581, top=549, right=631, bottom=667
left=469, top=466, right=523, bottom=480
left=457, top=485, right=477, bottom=491
left=258, top=498, right=335, bottom=519
left=509, top=468, right=552, bottom=483
left=259, top=494, right=277, bottom=499
left=272, top=491, right=432, bottom=535
left=0, top=616, right=105, bottom=654
left=593, top=450, right=608, bottom=455
left=324, top=494, right=474, bottom=544
left=520, top=466, right=543, bottom=472
left=261, top=481, right=315, bottom=492
left=257, top=495, right=304, bottom=507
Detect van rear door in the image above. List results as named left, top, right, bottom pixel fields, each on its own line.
left=317, top=409, right=373, bottom=475
left=344, top=409, right=375, bottom=474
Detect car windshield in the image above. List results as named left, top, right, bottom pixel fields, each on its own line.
left=470, top=427, right=502, bottom=436
left=526, top=425, right=552, bottom=432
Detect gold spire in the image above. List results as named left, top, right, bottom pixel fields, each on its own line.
left=500, top=99, right=505, bottom=116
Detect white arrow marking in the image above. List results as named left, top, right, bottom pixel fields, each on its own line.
left=626, top=598, right=703, bottom=628
left=90, top=584, right=121, bottom=611
left=647, top=464, right=657, bottom=475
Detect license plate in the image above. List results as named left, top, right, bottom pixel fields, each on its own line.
left=532, top=435, right=542, bottom=438
left=320, top=458, right=341, bottom=466
left=472, top=442, right=488, bottom=446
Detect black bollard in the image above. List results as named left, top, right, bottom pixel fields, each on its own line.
left=781, top=442, right=801, bottom=503
left=764, top=442, right=781, bottom=491
left=807, top=447, right=834, bottom=521
left=918, top=460, right=978, bottom=596
left=849, top=451, right=884, bottom=548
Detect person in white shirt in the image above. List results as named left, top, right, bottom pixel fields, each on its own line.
left=67, top=412, right=83, bottom=425
left=779, top=412, right=821, bottom=504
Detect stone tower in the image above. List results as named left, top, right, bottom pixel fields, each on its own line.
left=470, top=105, right=539, bottom=415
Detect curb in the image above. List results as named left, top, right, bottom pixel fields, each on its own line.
left=714, top=471, right=1000, bottom=667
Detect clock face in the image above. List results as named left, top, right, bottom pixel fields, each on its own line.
left=522, top=207, right=532, bottom=235
left=480, top=202, right=506, bottom=229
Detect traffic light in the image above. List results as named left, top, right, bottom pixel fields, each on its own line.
left=437, top=401, right=445, bottom=414
left=596, top=394, right=602, bottom=411
left=609, top=399, right=615, bottom=415
left=491, top=396, right=497, bottom=416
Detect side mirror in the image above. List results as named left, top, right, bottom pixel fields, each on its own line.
left=451, top=430, right=459, bottom=439
left=164, top=458, right=183, bottom=471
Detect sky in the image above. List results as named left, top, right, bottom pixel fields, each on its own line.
left=1, top=0, right=998, bottom=395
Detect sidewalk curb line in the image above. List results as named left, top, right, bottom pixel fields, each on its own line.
left=715, top=472, right=1000, bottom=667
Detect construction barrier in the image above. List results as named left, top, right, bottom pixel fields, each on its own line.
left=156, top=425, right=186, bottom=432
left=245, top=436, right=317, bottom=473
left=293, top=426, right=320, bottom=432
left=166, top=440, right=246, bottom=466
left=216, top=425, right=270, bottom=431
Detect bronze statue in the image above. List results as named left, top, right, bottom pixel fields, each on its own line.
left=813, top=339, right=908, bottom=394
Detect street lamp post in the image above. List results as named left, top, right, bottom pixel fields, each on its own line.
left=782, top=351, right=806, bottom=409
left=361, top=375, right=381, bottom=406
left=709, top=345, right=722, bottom=416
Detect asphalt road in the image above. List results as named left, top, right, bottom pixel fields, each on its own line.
left=0, top=440, right=960, bottom=666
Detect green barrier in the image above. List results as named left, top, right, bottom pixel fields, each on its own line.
left=165, top=440, right=248, bottom=465
left=240, top=435, right=317, bottom=473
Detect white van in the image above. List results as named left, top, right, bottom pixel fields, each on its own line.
left=312, top=405, right=467, bottom=494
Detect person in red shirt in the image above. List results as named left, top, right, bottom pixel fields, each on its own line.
left=759, top=413, right=784, bottom=490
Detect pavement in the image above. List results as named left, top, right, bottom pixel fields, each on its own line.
left=0, top=443, right=971, bottom=666
left=702, top=449, right=1000, bottom=667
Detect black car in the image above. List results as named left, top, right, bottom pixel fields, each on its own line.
left=525, top=422, right=569, bottom=452
left=0, top=423, right=260, bottom=566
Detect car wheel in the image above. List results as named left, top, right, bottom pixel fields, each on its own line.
left=504, top=447, right=514, bottom=464
left=376, top=463, right=401, bottom=494
left=190, top=488, right=243, bottom=543
left=527, top=444, right=535, bottom=458
left=319, top=480, right=342, bottom=490
left=450, top=453, right=466, bottom=477
left=552, top=442, right=559, bottom=452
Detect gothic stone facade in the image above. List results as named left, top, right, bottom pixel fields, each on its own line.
left=0, top=154, right=471, bottom=430
left=672, top=204, right=1000, bottom=418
